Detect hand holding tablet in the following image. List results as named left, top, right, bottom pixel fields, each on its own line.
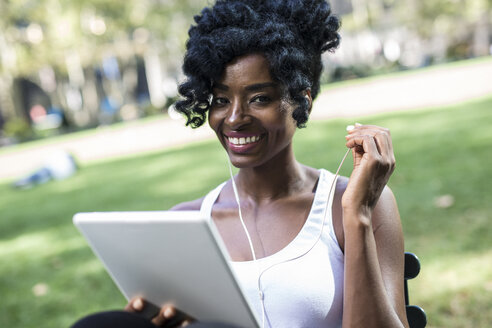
left=74, top=211, right=260, bottom=328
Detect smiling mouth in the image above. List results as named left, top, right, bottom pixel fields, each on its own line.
left=226, top=135, right=261, bottom=145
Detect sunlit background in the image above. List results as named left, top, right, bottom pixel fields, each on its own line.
left=1, top=0, right=490, bottom=144
left=0, top=1, right=491, bottom=327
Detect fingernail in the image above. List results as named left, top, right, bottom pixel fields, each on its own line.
left=164, top=307, right=173, bottom=318
left=346, top=125, right=354, bottom=131
left=133, top=298, right=144, bottom=311
left=355, top=122, right=362, bottom=127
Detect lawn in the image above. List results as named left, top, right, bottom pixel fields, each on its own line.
left=0, top=95, right=491, bottom=327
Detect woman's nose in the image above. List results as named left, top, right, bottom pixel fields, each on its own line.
left=225, top=100, right=249, bottom=127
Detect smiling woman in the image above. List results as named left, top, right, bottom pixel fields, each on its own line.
left=72, top=1, right=408, bottom=328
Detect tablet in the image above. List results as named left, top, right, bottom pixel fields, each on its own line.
left=73, top=211, right=260, bottom=328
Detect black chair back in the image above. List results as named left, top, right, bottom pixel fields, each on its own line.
left=404, top=252, right=427, bottom=328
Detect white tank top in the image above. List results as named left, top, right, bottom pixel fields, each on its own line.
left=200, top=169, right=344, bottom=328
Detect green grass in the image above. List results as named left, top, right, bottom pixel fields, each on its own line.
left=1, top=95, right=491, bottom=327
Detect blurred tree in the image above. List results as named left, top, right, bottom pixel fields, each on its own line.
left=340, top=0, right=490, bottom=66
left=0, top=0, right=209, bottom=132
left=0, top=0, right=208, bottom=76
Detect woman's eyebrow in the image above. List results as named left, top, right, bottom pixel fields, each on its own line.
left=245, top=82, right=277, bottom=92
left=213, top=82, right=277, bottom=92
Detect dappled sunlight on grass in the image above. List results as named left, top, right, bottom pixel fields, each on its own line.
left=0, top=225, right=123, bottom=327
left=414, top=251, right=492, bottom=328
left=417, top=251, right=492, bottom=301
left=0, top=226, right=85, bottom=259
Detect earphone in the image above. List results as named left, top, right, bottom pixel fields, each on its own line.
left=226, top=146, right=351, bottom=328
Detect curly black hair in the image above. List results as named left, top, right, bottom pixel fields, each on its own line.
left=175, top=0, right=341, bottom=128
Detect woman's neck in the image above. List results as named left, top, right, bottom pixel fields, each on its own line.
left=234, top=146, right=309, bottom=202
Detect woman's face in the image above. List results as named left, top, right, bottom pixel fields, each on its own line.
left=208, top=53, right=298, bottom=168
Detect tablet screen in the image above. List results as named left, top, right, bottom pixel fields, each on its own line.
left=74, top=211, right=260, bottom=327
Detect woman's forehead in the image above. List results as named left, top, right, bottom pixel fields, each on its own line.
left=217, top=53, right=274, bottom=87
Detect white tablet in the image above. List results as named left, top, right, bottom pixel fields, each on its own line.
left=73, top=211, right=260, bottom=328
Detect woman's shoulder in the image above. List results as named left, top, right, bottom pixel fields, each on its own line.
left=332, top=174, right=397, bottom=208
left=170, top=197, right=205, bottom=211
left=170, top=180, right=229, bottom=211
left=333, top=172, right=400, bottom=232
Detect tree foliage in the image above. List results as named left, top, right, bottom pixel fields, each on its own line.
left=0, top=0, right=208, bottom=76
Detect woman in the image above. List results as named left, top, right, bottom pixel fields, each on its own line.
left=74, top=0, right=408, bottom=327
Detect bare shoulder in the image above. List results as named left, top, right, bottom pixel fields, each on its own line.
left=335, top=175, right=349, bottom=193
left=331, top=176, right=401, bottom=251
left=170, top=197, right=205, bottom=211
left=332, top=174, right=349, bottom=211
left=333, top=175, right=400, bottom=227
left=372, top=185, right=401, bottom=231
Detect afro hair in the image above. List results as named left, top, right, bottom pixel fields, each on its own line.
left=175, top=0, right=341, bottom=128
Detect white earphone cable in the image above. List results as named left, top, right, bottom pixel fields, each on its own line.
left=226, top=158, right=265, bottom=326
left=227, top=147, right=351, bottom=328
left=227, top=159, right=258, bottom=263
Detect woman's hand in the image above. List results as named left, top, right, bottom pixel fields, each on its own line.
left=343, top=123, right=396, bottom=219
left=125, top=297, right=195, bottom=327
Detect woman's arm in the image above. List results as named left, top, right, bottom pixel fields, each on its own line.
left=341, top=124, right=409, bottom=328
left=342, top=187, right=408, bottom=328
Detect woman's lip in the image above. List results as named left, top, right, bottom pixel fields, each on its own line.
left=224, top=134, right=263, bottom=153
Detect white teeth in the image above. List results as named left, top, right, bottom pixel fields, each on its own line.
left=228, top=135, right=261, bottom=145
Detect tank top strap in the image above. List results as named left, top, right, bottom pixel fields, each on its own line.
left=301, top=169, right=336, bottom=240
left=319, top=168, right=338, bottom=217
left=316, top=168, right=341, bottom=249
left=312, top=169, right=337, bottom=206
left=199, top=181, right=227, bottom=219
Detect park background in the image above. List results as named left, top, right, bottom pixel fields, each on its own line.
left=0, top=0, right=491, bottom=327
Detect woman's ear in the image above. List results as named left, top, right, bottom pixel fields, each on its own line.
left=303, top=89, right=313, bottom=114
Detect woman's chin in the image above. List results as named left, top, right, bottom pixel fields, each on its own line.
left=227, top=154, right=262, bottom=169
left=228, top=158, right=252, bottom=169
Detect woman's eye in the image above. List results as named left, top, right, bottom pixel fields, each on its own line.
left=251, top=95, right=271, bottom=104
left=213, top=97, right=229, bottom=106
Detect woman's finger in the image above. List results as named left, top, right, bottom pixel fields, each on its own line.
left=346, top=122, right=366, bottom=134
left=346, top=123, right=382, bottom=134
left=151, top=304, right=194, bottom=327
left=346, top=124, right=394, bottom=157
left=345, top=134, right=381, bottom=159
left=125, top=297, right=145, bottom=312
left=151, top=304, right=174, bottom=326
left=181, top=319, right=192, bottom=327
left=373, top=129, right=394, bottom=160
left=347, top=123, right=390, bottom=144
